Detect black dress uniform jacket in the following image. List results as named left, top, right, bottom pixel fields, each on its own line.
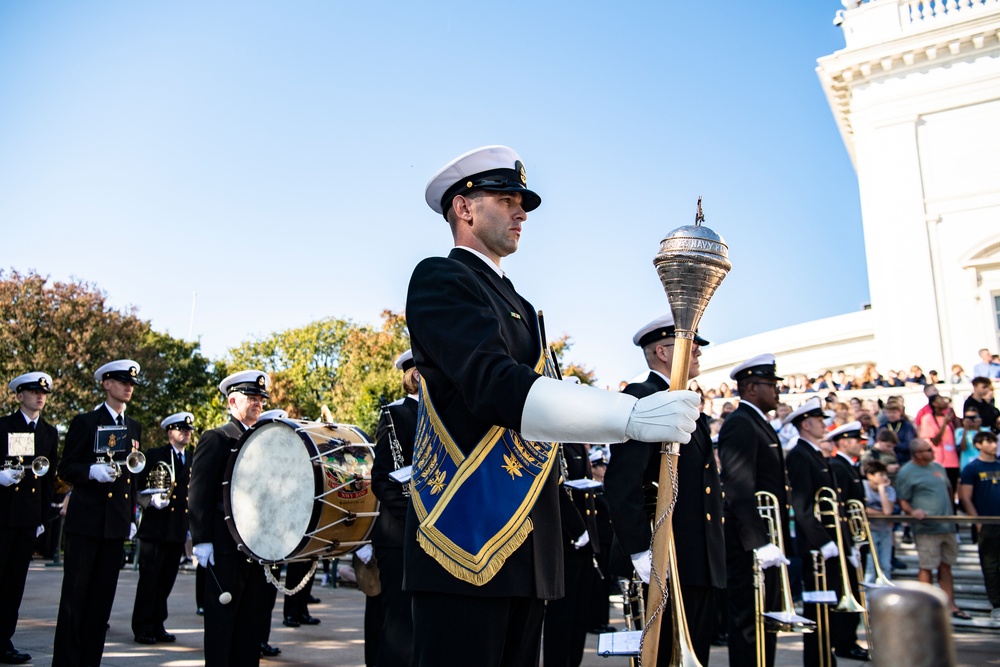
left=53, top=405, right=141, bottom=667
left=785, top=438, right=838, bottom=561
left=370, top=395, right=418, bottom=667
left=136, top=445, right=190, bottom=543
left=0, top=411, right=59, bottom=528
left=404, top=248, right=562, bottom=600
left=718, top=401, right=789, bottom=667
left=829, top=453, right=865, bottom=505
left=605, top=372, right=725, bottom=666
left=0, top=411, right=59, bottom=654
left=59, top=407, right=141, bottom=539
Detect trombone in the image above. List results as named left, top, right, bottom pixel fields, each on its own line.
left=755, top=491, right=815, bottom=633
left=846, top=499, right=893, bottom=588
left=813, top=487, right=864, bottom=613
left=810, top=550, right=832, bottom=667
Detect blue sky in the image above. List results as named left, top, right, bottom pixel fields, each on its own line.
left=0, top=2, right=867, bottom=387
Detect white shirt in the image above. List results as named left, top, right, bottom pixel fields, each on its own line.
left=456, top=246, right=504, bottom=277
left=104, top=402, right=126, bottom=423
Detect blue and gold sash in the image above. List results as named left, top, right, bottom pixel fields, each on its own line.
left=410, top=347, right=560, bottom=586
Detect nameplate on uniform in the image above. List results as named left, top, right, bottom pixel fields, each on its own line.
left=802, top=590, right=838, bottom=604
left=7, top=432, right=34, bottom=457
left=564, top=478, right=602, bottom=491
left=597, top=629, right=641, bottom=656
left=389, top=465, right=412, bottom=484
left=94, top=425, right=129, bottom=454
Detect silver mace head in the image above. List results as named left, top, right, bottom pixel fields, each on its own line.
left=653, top=197, right=731, bottom=335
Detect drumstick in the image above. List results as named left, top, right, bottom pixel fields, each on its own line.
left=207, top=564, right=233, bottom=605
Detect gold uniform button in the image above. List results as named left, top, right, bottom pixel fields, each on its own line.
left=706, top=513, right=712, bottom=521
left=171, top=508, right=175, bottom=512
left=722, top=517, right=726, bottom=525
left=108, top=492, right=113, bottom=498
left=705, top=463, right=710, bottom=469
left=185, top=509, right=189, bottom=514
left=31, top=488, right=36, bottom=493
left=705, top=486, right=711, bottom=494
left=125, top=494, right=129, bottom=499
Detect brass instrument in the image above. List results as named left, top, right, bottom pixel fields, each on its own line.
left=755, top=491, right=816, bottom=633
left=2, top=456, right=50, bottom=482
left=144, top=460, right=175, bottom=504
left=640, top=200, right=731, bottom=667
left=811, top=550, right=832, bottom=667
left=813, top=487, right=864, bottom=613
left=102, top=448, right=146, bottom=479
left=846, top=498, right=893, bottom=588
left=753, top=559, right=767, bottom=667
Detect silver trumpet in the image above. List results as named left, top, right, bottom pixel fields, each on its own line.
left=1, top=456, right=50, bottom=482
left=103, top=448, right=146, bottom=479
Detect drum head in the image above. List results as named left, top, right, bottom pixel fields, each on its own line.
left=228, top=421, right=315, bottom=561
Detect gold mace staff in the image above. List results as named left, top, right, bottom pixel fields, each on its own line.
left=641, top=198, right=731, bottom=667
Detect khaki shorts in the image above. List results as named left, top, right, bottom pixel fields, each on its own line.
left=913, top=532, right=958, bottom=570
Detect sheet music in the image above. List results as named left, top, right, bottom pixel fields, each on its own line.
left=7, top=433, right=34, bottom=457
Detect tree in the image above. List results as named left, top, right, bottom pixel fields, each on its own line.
left=0, top=269, right=216, bottom=451
left=548, top=334, right=597, bottom=386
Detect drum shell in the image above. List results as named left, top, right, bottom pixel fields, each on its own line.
left=223, top=418, right=378, bottom=563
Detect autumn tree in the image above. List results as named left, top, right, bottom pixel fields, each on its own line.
left=0, top=269, right=216, bottom=450
left=548, top=334, right=596, bottom=386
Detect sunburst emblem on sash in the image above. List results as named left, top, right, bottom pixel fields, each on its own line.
left=502, top=453, right=523, bottom=479
left=429, top=470, right=447, bottom=495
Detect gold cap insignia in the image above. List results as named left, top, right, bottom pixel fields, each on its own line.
left=466, top=180, right=473, bottom=189
left=515, top=160, right=526, bottom=185
left=257, top=375, right=266, bottom=387
left=185, top=415, right=193, bottom=424
left=129, top=367, right=137, bottom=377
left=39, top=377, right=49, bottom=389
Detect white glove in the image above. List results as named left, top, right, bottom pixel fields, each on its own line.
left=520, top=377, right=638, bottom=444
left=89, top=463, right=116, bottom=483
left=356, top=544, right=374, bottom=565
left=150, top=495, right=170, bottom=510
left=193, top=542, right=215, bottom=567
left=572, top=531, right=590, bottom=550
left=754, top=543, right=790, bottom=570
left=36, top=524, right=45, bottom=537
left=0, top=469, right=18, bottom=487
left=848, top=547, right=861, bottom=569
left=129, top=523, right=137, bottom=540
left=631, top=550, right=652, bottom=584
left=820, top=541, right=839, bottom=561
left=624, top=390, right=700, bottom=444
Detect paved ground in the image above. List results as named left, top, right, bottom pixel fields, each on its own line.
left=11, top=561, right=999, bottom=666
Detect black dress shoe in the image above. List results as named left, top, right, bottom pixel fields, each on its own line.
left=260, top=643, right=281, bottom=657
left=156, top=631, right=177, bottom=643
left=283, top=615, right=301, bottom=627
left=834, top=646, right=870, bottom=661
left=134, top=634, right=158, bottom=645
left=0, top=648, right=31, bottom=664
left=298, top=614, right=321, bottom=625
left=307, top=595, right=321, bottom=604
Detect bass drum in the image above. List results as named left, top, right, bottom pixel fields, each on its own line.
left=224, top=418, right=379, bottom=563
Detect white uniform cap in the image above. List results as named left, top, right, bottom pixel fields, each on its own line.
left=827, top=420, right=863, bottom=441
left=219, top=370, right=271, bottom=397
left=589, top=447, right=607, bottom=465
left=8, top=372, right=53, bottom=393
left=632, top=313, right=710, bottom=348
left=424, top=145, right=541, bottom=217
left=729, top=353, right=783, bottom=381
left=394, top=349, right=415, bottom=371
left=784, top=397, right=824, bottom=426
left=160, top=412, right=195, bottom=430
left=258, top=409, right=288, bottom=421
left=94, top=359, right=141, bottom=384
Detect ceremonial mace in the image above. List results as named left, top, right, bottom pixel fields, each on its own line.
left=641, top=198, right=731, bottom=667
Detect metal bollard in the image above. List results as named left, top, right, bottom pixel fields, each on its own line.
left=868, top=582, right=956, bottom=667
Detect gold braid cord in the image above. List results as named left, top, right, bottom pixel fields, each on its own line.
left=639, top=442, right=680, bottom=658
left=263, top=559, right=319, bottom=596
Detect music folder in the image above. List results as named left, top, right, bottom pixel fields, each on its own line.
left=7, top=433, right=35, bottom=458
left=94, top=425, right=129, bottom=454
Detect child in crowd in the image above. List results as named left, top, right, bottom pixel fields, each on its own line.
left=862, top=460, right=897, bottom=584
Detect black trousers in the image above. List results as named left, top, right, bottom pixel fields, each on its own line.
left=0, top=526, right=34, bottom=652
left=52, top=533, right=124, bottom=667
left=978, top=524, right=1000, bottom=608
left=282, top=560, right=315, bottom=620
left=412, top=592, right=545, bottom=667
left=543, top=546, right=592, bottom=667
left=374, top=546, right=412, bottom=667
left=364, top=592, right=382, bottom=667
left=202, top=550, right=271, bottom=667
left=131, top=539, right=184, bottom=636
left=726, top=549, right=779, bottom=667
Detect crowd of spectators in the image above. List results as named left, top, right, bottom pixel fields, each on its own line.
left=688, top=347, right=1000, bottom=401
